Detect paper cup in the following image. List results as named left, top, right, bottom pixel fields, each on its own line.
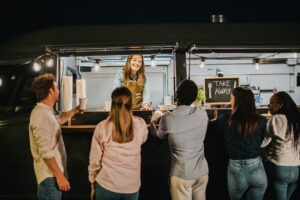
left=105, top=100, right=112, bottom=111
left=164, top=96, right=172, bottom=106
left=79, top=98, right=87, bottom=110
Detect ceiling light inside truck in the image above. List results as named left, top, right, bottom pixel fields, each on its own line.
left=200, top=57, right=205, bottom=68
left=150, top=55, right=156, bottom=68
left=93, top=59, right=101, bottom=71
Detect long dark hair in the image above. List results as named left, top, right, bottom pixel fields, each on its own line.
left=272, top=92, right=300, bottom=148
left=108, top=87, right=134, bottom=143
left=229, top=87, right=259, bottom=139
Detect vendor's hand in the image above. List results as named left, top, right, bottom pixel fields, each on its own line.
left=141, top=103, right=152, bottom=111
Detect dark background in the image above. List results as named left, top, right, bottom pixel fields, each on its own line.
left=1, top=0, right=300, bottom=44
left=1, top=1, right=300, bottom=199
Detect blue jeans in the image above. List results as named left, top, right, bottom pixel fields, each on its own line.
left=37, top=177, right=62, bottom=200
left=227, top=157, right=267, bottom=200
left=95, top=182, right=139, bottom=200
left=266, top=161, right=299, bottom=200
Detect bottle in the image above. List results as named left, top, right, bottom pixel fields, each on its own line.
left=255, top=86, right=261, bottom=107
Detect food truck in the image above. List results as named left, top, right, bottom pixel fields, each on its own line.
left=1, top=23, right=300, bottom=199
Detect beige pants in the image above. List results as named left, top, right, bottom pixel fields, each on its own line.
left=170, top=175, right=209, bottom=200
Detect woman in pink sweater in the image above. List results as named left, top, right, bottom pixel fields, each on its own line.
left=88, top=87, right=148, bottom=200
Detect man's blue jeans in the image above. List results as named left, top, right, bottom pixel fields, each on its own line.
left=227, top=157, right=267, bottom=200
left=95, top=182, right=139, bottom=200
left=37, top=177, right=62, bottom=200
left=266, top=161, right=299, bottom=200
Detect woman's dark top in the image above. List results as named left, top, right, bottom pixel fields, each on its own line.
left=215, top=113, right=266, bottom=160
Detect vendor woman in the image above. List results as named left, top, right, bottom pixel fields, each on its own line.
left=114, top=54, right=151, bottom=110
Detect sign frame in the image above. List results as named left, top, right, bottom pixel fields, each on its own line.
left=203, top=77, right=239, bottom=105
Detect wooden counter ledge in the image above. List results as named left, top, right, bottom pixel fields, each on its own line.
left=61, top=108, right=275, bottom=133
left=61, top=125, right=96, bottom=132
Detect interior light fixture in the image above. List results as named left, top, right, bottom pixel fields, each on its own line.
left=200, top=57, right=205, bottom=68
left=150, top=55, right=156, bottom=68
left=254, top=59, right=260, bottom=70
left=32, top=61, right=41, bottom=72
left=0, top=78, right=2, bottom=87
left=94, top=59, right=101, bottom=71
left=45, top=58, right=54, bottom=67
left=216, top=68, right=224, bottom=77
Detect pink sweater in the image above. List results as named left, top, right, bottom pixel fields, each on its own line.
left=88, top=116, right=148, bottom=193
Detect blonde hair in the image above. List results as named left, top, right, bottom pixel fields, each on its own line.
left=122, top=54, right=145, bottom=88
left=108, top=87, right=134, bottom=143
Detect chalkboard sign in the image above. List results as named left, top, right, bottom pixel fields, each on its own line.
left=204, top=77, right=239, bottom=104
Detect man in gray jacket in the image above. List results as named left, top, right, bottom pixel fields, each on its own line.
left=150, top=79, right=209, bottom=200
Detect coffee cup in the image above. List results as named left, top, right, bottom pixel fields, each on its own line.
left=105, top=100, right=112, bottom=111
left=79, top=97, right=87, bottom=110
left=164, top=96, right=172, bottom=106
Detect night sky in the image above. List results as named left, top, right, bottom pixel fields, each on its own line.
left=0, top=0, right=300, bottom=44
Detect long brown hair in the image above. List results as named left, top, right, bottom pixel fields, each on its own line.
left=123, top=54, right=145, bottom=88
left=229, top=87, right=259, bottom=139
left=108, top=87, right=134, bottom=143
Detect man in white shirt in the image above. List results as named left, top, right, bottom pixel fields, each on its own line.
left=29, top=73, right=81, bottom=200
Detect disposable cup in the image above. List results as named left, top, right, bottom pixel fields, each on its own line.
left=79, top=98, right=88, bottom=110
left=105, top=100, right=112, bottom=111
left=164, top=96, right=172, bottom=106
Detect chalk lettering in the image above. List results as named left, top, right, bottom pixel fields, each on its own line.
left=214, top=88, right=231, bottom=95
left=213, top=80, right=231, bottom=87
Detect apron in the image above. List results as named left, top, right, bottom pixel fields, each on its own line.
left=126, top=80, right=144, bottom=110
